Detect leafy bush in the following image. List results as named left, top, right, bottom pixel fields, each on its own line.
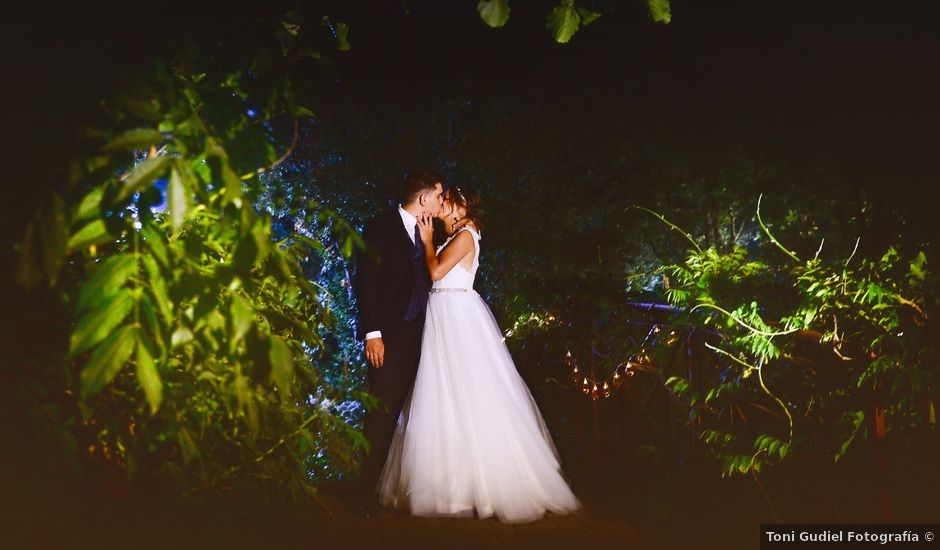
left=653, top=196, right=936, bottom=478
left=11, top=9, right=369, bottom=509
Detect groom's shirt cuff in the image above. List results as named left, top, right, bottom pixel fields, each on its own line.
left=365, top=330, right=382, bottom=340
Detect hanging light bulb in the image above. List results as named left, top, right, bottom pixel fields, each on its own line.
left=603, top=381, right=611, bottom=398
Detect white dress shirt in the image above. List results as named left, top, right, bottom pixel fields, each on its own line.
left=365, top=205, right=418, bottom=341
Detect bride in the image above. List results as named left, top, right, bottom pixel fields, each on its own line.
left=376, top=186, right=581, bottom=523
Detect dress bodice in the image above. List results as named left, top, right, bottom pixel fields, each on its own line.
left=432, top=227, right=481, bottom=290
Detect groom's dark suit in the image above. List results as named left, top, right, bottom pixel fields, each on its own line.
left=354, top=207, right=431, bottom=495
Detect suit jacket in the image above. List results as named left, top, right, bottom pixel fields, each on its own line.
left=354, top=209, right=430, bottom=341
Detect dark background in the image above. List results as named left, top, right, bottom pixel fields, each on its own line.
left=2, top=2, right=938, bottom=548
left=5, top=0, right=939, bottom=250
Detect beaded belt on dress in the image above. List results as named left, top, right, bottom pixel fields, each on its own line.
left=430, top=287, right=472, bottom=293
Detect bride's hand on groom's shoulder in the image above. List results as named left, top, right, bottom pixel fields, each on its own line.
left=417, top=214, right=434, bottom=243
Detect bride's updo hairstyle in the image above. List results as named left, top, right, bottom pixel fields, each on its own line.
left=447, top=186, right=484, bottom=232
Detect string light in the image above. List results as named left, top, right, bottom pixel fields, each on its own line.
left=566, top=323, right=675, bottom=399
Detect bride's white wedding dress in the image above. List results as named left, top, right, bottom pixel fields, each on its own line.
left=376, top=226, right=581, bottom=523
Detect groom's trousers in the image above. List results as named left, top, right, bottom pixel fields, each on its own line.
left=360, top=319, right=423, bottom=497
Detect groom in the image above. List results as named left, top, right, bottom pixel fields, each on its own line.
left=353, top=168, right=445, bottom=513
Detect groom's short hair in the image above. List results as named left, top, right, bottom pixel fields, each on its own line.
left=400, top=168, right=443, bottom=205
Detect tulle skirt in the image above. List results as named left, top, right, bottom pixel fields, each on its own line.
left=377, top=289, right=581, bottom=523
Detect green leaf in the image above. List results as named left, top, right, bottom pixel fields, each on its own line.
left=269, top=335, right=294, bottom=398
left=221, top=163, right=243, bottom=207
left=803, top=307, right=817, bottom=327
left=75, top=253, right=136, bottom=313
left=647, top=0, right=672, bottom=24
left=16, top=195, right=69, bottom=289
left=233, top=375, right=259, bottom=433
left=80, top=325, right=136, bottom=402
left=298, top=429, right=316, bottom=454
left=167, top=164, right=190, bottom=234
left=75, top=187, right=104, bottom=223
left=205, top=138, right=242, bottom=207
left=282, top=19, right=300, bottom=38
left=171, top=327, right=194, bottom=348
left=141, top=224, right=169, bottom=269
left=292, top=47, right=322, bottom=61
left=113, top=97, right=162, bottom=121
left=909, top=251, right=927, bottom=281
left=177, top=428, right=199, bottom=465
left=67, top=220, right=111, bottom=253
left=70, top=291, right=134, bottom=356
left=478, top=0, right=510, bottom=28
left=139, top=293, right=166, bottom=353
left=230, top=293, right=253, bottom=351
left=293, top=104, right=316, bottom=118
left=334, top=22, right=350, bottom=51
left=296, top=234, right=325, bottom=254
left=233, top=232, right=260, bottom=273
left=141, top=255, right=172, bottom=323
left=135, top=340, right=162, bottom=414
left=879, top=245, right=899, bottom=269
left=118, top=155, right=170, bottom=202
left=835, top=410, right=865, bottom=462
left=576, top=7, right=601, bottom=26
left=251, top=222, right=271, bottom=263
left=647, top=0, right=672, bottom=25
left=103, top=128, right=163, bottom=152
left=547, top=1, right=580, bottom=44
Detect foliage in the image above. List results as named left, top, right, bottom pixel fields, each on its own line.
left=477, top=0, right=669, bottom=43
left=653, top=198, right=936, bottom=478
left=11, top=7, right=371, bottom=508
